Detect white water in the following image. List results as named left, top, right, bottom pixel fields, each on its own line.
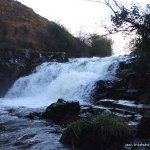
left=0, top=56, right=127, bottom=108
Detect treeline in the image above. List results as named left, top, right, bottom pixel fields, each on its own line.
left=47, top=23, right=113, bottom=57
left=0, top=0, right=112, bottom=58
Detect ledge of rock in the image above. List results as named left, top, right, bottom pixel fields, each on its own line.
left=42, top=99, right=80, bottom=122
left=95, top=99, right=150, bottom=111
left=0, top=48, right=68, bottom=97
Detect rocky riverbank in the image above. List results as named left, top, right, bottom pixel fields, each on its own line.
left=91, top=55, right=150, bottom=105
left=26, top=98, right=149, bottom=150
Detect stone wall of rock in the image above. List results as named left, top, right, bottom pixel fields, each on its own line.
left=0, top=48, right=68, bottom=97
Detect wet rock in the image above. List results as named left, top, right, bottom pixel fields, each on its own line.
left=90, top=79, right=141, bottom=101
left=109, top=108, right=135, bottom=116
left=87, top=55, right=149, bottom=102
left=137, top=117, right=150, bottom=138
left=0, top=62, right=24, bottom=97
left=119, top=89, right=141, bottom=100
left=79, top=105, right=104, bottom=119
left=95, top=99, right=149, bottom=111
left=42, top=99, right=80, bottom=122
left=80, top=105, right=103, bottom=115
left=107, top=88, right=142, bottom=101
left=0, top=48, right=68, bottom=97
left=26, top=112, right=42, bottom=120
left=41, top=52, right=68, bottom=63
left=91, top=80, right=113, bottom=101
left=114, top=56, right=150, bottom=102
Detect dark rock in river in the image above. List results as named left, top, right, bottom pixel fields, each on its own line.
left=91, top=80, right=114, bottom=101
left=42, top=99, right=80, bottom=122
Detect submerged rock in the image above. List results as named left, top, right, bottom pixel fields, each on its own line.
left=42, top=99, right=80, bottom=122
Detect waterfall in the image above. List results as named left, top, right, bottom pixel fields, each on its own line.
left=0, top=56, right=127, bottom=108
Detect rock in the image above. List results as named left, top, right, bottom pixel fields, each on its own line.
left=90, top=79, right=141, bottom=101
left=137, top=117, right=150, bottom=138
left=118, top=61, right=128, bottom=70
left=26, top=112, right=42, bottom=120
left=0, top=62, right=23, bottom=97
left=92, top=55, right=150, bottom=102
left=91, top=80, right=113, bottom=101
left=81, top=105, right=103, bottom=115
left=95, top=99, right=148, bottom=111
left=0, top=48, right=68, bottom=97
left=118, top=89, right=142, bottom=100
left=42, top=99, right=80, bottom=122
left=79, top=105, right=104, bottom=119
left=139, top=92, right=150, bottom=104
left=41, top=52, right=68, bottom=63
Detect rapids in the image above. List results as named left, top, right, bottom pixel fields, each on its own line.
left=0, top=56, right=127, bottom=108
left=1, top=55, right=140, bottom=150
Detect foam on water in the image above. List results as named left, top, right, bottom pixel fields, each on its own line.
left=0, top=56, right=127, bottom=108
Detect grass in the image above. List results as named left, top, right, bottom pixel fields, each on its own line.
left=60, top=113, right=133, bottom=150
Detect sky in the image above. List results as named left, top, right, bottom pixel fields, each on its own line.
left=17, top=0, right=149, bottom=55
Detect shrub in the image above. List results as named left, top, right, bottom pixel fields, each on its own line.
left=60, top=113, right=133, bottom=150
left=90, top=35, right=112, bottom=57
left=47, top=22, right=90, bottom=57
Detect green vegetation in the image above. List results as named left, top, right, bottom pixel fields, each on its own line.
left=78, top=33, right=113, bottom=57
left=89, top=34, right=112, bottom=57
left=47, top=22, right=90, bottom=57
left=47, top=23, right=113, bottom=57
left=99, top=1, right=150, bottom=101
left=102, top=0, right=150, bottom=54
left=60, top=113, right=133, bottom=149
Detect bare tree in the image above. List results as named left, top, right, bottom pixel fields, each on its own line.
left=84, top=0, right=150, bottom=51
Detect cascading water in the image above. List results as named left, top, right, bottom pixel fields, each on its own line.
left=0, top=56, right=132, bottom=150
left=0, top=56, right=127, bottom=108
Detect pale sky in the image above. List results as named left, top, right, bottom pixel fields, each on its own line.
left=17, top=0, right=149, bottom=55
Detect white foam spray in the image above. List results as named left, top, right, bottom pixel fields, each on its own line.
left=0, top=56, right=127, bottom=108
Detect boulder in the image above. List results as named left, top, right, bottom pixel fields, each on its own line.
left=42, top=99, right=80, bottom=122
left=91, top=80, right=113, bottom=101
